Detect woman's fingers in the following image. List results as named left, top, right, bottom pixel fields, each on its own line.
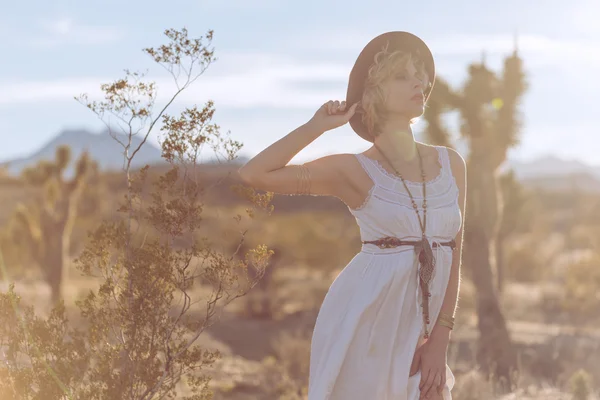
left=321, top=100, right=356, bottom=127
left=325, top=100, right=347, bottom=115
left=436, top=371, right=446, bottom=395
left=419, top=367, right=431, bottom=391
left=419, top=368, right=436, bottom=399
left=420, top=370, right=440, bottom=399
left=332, top=100, right=340, bottom=113
left=409, top=345, right=423, bottom=377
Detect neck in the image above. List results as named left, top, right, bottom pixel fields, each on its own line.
left=373, top=116, right=417, bottom=164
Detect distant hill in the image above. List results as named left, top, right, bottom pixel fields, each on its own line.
left=509, top=155, right=600, bottom=192
left=2, top=129, right=600, bottom=192
left=510, top=155, right=600, bottom=181
left=0, top=128, right=165, bottom=176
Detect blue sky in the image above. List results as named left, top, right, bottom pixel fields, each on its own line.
left=2, top=0, right=599, bottom=167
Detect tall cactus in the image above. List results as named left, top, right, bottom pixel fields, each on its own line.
left=12, top=145, right=94, bottom=303
left=423, top=45, right=527, bottom=389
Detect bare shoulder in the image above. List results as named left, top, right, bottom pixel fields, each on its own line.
left=308, top=152, right=361, bottom=175
left=305, top=153, right=365, bottom=207
left=312, top=152, right=372, bottom=209
left=332, top=152, right=361, bottom=168
left=312, top=152, right=357, bottom=167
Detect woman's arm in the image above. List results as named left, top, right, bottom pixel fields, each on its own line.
left=238, top=100, right=358, bottom=197
left=430, top=147, right=467, bottom=343
left=414, top=147, right=467, bottom=398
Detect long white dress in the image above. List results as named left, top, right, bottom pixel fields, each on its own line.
left=308, top=145, right=462, bottom=400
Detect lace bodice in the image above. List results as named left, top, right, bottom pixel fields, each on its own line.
left=349, top=146, right=462, bottom=244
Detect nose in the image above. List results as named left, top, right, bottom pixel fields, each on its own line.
left=413, top=77, right=424, bottom=90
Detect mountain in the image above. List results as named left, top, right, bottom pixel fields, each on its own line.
left=505, top=155, right=600, bottom=192
left=0, top=128, right=165, bottom=176
left=509, top=155, right=600, bottom=180
left=2, top=130, right=600, bottom=192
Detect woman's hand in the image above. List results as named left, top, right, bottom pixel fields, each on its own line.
left=307, top=100, right=358, bottom=133
left=409, top=337, right=449, bottom=399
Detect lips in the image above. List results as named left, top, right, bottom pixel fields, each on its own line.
left=411, top=94, right=424, bottom=102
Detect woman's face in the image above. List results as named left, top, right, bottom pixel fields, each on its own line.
left=380, top=58, right=429, bottom=120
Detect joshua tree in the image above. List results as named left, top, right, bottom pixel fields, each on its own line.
left=12, top=145, right=95, bottom=303
left=422, top=44, right=527, bottom=390
left=496, top=169, right=531, bottom=293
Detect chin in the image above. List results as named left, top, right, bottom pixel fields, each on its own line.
left=388, top=105, right=425, bottom=120
left=407, top=107, right=425, bottom=119
left=396, top=103, right=425, bottom=119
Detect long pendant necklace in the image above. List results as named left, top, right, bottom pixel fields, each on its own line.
left=373, top=142, right=436, bottom=339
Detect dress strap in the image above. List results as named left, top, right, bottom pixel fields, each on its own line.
left=353, top=153, right=380, bottom=184
left=438, top=146, right=451, bottom=174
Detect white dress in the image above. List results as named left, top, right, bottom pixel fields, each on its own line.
left=308, top=146, right=462, bottom=400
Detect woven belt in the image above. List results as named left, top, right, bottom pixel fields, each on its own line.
left=362, top=237, right=456, bottom=250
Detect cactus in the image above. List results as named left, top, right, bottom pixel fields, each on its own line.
left=422, top=42, right=527, bottom=390
left=12, top=145, right=95, bottom=303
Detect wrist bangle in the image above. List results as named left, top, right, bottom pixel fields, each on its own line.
left=437, top=318, right=454, bottom=330
left=436, top=312, right=455, bottom=330
left=439, top=312, right=455, bottom=322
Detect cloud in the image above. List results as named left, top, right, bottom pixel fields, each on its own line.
left=429, top=34, right=600, bottom=65
left=28, top=17, right=123, bottom=48
left=2, top=30, right=597, bottom=112
left=287, top=31, right=600, bottom=68
left=0, top=51, right=348, bottom=109
left=0, top=77, right=108, bottom=105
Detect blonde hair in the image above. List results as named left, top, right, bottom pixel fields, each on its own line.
left=360, top=44, right=429, bottom=136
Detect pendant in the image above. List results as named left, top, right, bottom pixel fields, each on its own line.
left=418, top=236, right=436, bottom=337
left=418, top=237, right=435, bottom=284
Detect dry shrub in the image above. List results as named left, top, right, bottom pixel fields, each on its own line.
left=452, top=369, right=495, bottom=400
left=505, top=244, right=545, bottom=283
left=538, top=283, right=568, bottom=324
left=255, top=211, right=359, bottom=272
left=570, top=369, right=593, bottom=400
left=562, top=254, right=600, bottom=325
left=0, top=27, right=273, bottom=400
left=263, top=329, right=311, bottom=399
left=240, top=245, right=282, bottom=319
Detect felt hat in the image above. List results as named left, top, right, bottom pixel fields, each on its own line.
left=346, top=31, right=435, bottom=142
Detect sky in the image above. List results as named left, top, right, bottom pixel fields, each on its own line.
left=1, top=0, right=599, bottom=166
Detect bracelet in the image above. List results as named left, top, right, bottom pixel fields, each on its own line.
left=439, top=311, right=455, bottom=321
left=437, top=318, right=454, bottom=330
left=296, top=164, right=311, bottom=195
left=436, top=312, right=455, bottom=330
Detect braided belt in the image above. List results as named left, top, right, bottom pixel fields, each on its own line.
left=362, top=237, right=456, bottom=250
left=361, top=236, right=456, bottom=338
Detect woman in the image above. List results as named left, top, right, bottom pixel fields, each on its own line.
left=239, top=31, right=466, bottom=400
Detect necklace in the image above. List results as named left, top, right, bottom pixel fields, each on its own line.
left=372, top=143, right=437, bottom=339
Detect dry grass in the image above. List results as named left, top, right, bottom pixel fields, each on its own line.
left=3, top=271, right=599, bottom=399
left=2, top=174, right=600, bottom=399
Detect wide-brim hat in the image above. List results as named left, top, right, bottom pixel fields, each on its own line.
left=346, top=31, right=436, bottom=142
